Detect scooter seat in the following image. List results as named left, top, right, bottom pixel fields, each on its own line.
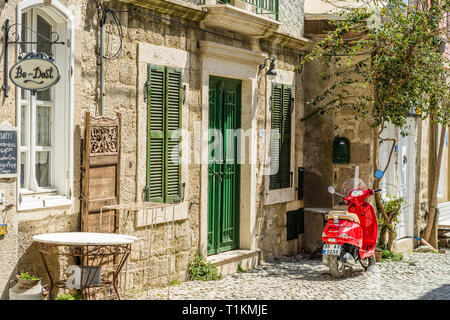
left=326, top=211, right=360, bottom=224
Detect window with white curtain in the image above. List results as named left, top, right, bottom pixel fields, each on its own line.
left=18, top=6, right=71, bottom=209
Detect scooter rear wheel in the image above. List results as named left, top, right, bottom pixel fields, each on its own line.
left=329, top=256, right=345, bottom=277
left=360, top=255, right=376, bottom=271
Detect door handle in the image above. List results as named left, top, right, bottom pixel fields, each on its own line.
left=403, top=155, right=407, bottom=164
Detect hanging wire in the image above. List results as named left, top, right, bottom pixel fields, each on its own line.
left=96, top=5, right=124, bottom=60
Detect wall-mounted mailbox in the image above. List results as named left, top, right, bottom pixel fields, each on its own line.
left=333, top=137, right=350, bottom=164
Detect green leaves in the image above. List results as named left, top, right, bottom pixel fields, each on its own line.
left=188, top=255, right=223, bottom=281
left=299, top=0, right=450, bottom=129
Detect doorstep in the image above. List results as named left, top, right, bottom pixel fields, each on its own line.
left=207, top=249, right=260, bottom=275
left=394, top=238, right=414, bottom=253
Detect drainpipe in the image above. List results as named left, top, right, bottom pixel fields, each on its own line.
left=99, top=14, right=105, bottom=116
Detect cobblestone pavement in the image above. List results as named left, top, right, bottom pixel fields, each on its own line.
left=134, top=250, right=450, bottom=300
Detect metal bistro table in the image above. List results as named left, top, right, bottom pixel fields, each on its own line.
left=33, top=232, right=138, bottom=300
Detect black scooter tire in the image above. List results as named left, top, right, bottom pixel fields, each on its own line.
left=329, top=256, right=345, bottom=277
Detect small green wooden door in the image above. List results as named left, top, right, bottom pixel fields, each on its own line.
left=208, top=77, right=241, bottom=255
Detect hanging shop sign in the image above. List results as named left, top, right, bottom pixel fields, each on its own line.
left=9, top=52, right=60, bottom=94
left=0, top=122, right=18, bottom=178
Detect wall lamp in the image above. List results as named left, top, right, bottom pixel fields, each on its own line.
left=259, top=57, right=277, bottom=76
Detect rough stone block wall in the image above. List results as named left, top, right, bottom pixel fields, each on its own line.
left=254, top=47, right=305, bottom=261
left=0, top=0, right=21, bottom=300
left=118, top=211, right=193, bottom=292
left=0, top=0, right=307, bottom=299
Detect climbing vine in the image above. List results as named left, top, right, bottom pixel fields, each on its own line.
left=298, top=0, right=450, bottom=230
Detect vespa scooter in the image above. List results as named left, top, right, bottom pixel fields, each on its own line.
left=322, top=178, right=381, bottom=277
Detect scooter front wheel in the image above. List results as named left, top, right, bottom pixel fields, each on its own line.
left=329, top=256, right=345, bottom=277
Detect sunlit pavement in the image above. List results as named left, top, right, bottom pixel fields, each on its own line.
left=131, top=250, right=450, bottom=300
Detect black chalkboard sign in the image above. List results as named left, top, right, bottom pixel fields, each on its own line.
left=0, top=123, right=18, bottom=178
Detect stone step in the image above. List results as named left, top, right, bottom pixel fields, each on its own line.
left=207, top=249, right=260, bottom=276
left=438, top=238, right=450, bottom=247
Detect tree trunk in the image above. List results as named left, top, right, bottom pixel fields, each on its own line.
left=373, top=127, right=389, bottom=223
left=424, top=124, right=445, bottom=244
left=387, top=230, right=395, bottom=251
left=379, top=225, right=388, bottom=247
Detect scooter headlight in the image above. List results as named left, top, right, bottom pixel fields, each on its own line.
left=351, top=190, right=364, bottom=197
left=322, top=232, right=326, bottom=237
left=339, top=233, right=349, bottom=238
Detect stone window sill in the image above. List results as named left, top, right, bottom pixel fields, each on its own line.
left=263, top=186, right=296, bottom=205
left=18, top=194, right=73, bottom=212
left=134, top=201, right=189, bottom=228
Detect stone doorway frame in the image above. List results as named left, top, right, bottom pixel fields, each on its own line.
left=199, top=41, right=266, bottom=256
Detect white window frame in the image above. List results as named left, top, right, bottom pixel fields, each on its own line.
left=16, top=0, right=74, bottom=210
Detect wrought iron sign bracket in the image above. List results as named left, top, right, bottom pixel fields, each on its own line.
left=2, top=19, right=66, bottom=98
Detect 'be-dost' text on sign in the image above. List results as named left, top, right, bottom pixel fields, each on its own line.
left=0, top=123, right=18, bottom=178
left=9, top=55, right=60, bottom=92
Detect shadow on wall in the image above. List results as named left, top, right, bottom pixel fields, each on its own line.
left=418, top=285, right=450, bottom=300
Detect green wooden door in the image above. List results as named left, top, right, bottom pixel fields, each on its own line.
left=208, top=77, right=241, bottom=255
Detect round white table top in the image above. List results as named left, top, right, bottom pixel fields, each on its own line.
left=32, top=232, right=138, bottom=246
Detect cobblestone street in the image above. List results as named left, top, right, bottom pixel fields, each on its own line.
left=134, top=250, right=450, bottom=300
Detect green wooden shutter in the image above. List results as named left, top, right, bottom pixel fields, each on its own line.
left=280, top=85, right=292, bottom=189
left=270, top=83, right=292, bottom=190
left=270, top=83, right=282, bottom=190
left=146, top=65, right=165, bottom=202
left=165, top=68, right=182, bottom=203
left=146, top=65, right=182, bottom=203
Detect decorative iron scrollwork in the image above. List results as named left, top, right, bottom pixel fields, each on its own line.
left=2, top=19, right=65, bottom=97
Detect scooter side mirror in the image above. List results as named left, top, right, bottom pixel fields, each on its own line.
left=328, top=186, right=335, bottom=194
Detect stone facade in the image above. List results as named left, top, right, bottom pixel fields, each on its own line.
left=0, top=0, right=309, bottom=299
left=302, top=1, right=450, bottom=253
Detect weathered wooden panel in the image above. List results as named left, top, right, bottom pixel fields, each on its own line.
left=81, top=112, right=121, bottom=233
left=89, top=165, right=117, bottom=200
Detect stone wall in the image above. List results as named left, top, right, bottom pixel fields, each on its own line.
left=0, top=0, right=21, bottom=300
left=302, top=59, right=374, bottom=253
left=0, top=0, right=307, bottom=298
left=253, top=48, right=305, bottom=261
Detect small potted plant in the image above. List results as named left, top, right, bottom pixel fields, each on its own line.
left=16, top=272, right=41, bottom=289
left=375, top=246, right=383, bottom=262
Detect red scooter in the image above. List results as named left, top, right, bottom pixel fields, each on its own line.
left=322, top=178, right=381, bottom=277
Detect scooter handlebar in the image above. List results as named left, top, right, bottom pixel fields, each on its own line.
left=373, top=189, right=382, bottom=193
left=338, top=201, right=346, bottom=205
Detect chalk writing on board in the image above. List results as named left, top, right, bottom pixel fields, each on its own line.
left=0, top=123, right=18, bottom=178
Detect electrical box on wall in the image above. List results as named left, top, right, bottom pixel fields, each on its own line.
left=333, top=137, right=350, bottom=164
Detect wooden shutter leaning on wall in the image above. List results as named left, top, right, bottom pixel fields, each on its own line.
left=145, top=65, right=182, bottom=203
left=81, top=112, right=122, bottom=233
